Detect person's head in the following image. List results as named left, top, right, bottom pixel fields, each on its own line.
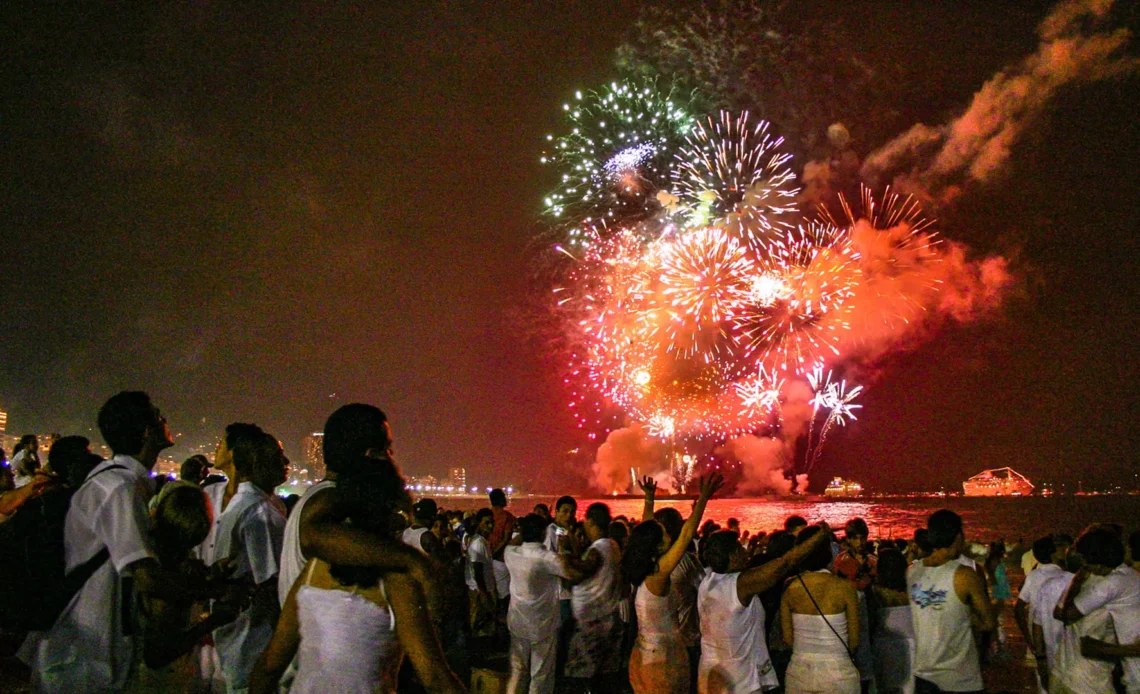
left=704, top=530, right=746, bottom=574
left=474, top=508, right=495, bottom=537
left=987, top=541, right=1006, bottom=568
left=47, top=435, right=101, bottom=487
left=323, top=404, right=392, bottom=475
left=609, top=518, right=630, bottom=548
left=844, top=518, right=870, bottom=552
left=766, top=530, right=795, bottom=559
left=413, top=498, right=438, bottom=525
left=654, top=507, right=684, bottom=547
left=623, top=520, right=667, bottom=585
left=152, top=483, right=212, bottom=564
left=784, top=515, right=808, bottom=535
left=214, top=422, right=263, bottom=476
left=329, top=455, right=410, bottom=588
left=554, top=496, right=577, bottom=528
left=1074, top=526, right=1125, bottom=573
left=98, top=391, right=172, bottom=461
left=533, top=503, right=550, bottom=520
left=489, top=488, right=507, bottom=509
left=727, top=518, right=740, bottom=532
left=518, top=513, right=549, bottom=543
left=16, top=434, right=38, bottom=454
left=795, top=526, right=833, bottom=571
left=583, top=502, right=611, bottom=541
left=926, top=509, right=964, bottom=553
left=876, top=548, right=909, bottom=593
left=232, top=429, right=287, bottom=492
left=1032, top=535, right=1057, bottom=566
left=180, top=455, right=210, bottom=485
left=699, top=520, right=721, bottom=539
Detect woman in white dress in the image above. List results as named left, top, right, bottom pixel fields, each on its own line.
left=779, top=526, right=862, bottom=694
left=249, top=458, right=466, bottom=694
left=623, top=474, right=722, bottom=694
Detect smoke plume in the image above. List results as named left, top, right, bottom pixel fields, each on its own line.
left=862, top=0, right=1139, bottom=204
left=591, top=423, right=666, bottom=493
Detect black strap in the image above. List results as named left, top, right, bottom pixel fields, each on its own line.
left=796, top=572, right=858, bottom=665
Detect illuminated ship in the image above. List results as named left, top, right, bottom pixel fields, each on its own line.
left=824, top=477, right=864, bottom=498
left=962, top=467, right=1034, bottom=497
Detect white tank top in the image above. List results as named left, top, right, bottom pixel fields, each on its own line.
left=278, top=480, right=336, bottom=605
left=698, top=571, right=779, bottom=692
left=792, top=613, right=850, bottom=656
left=401, top=526, right=430, bottom=554
left=635, top=583, right=681, bottom=648
left=907, top=560, right=982, bottom=691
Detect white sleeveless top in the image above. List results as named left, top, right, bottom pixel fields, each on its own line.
left=635, top=584, right=682, bottom=648
left=873, top=606, right=915, bottom=694
left=791, top=613, right=850, bottom=656
left=402, top=526, right=430, bottom=554
left=698, top=571, right=778, bottom=693
left=278, top=479, right=336, bottom=605
left=907, top=560, right=982, bottom=691
left=291, top=565, right=403, bottom=694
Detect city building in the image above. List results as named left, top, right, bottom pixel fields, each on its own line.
left=301, top=432, right=325, bottom=479
left=0, top=403, right=7, bottom=434
left=448, top=467, right=466, bottom=490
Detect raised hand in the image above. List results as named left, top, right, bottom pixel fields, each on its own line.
left=698, top=472, right=724, bottom=500
left=637, top=476, right=658, bottom=495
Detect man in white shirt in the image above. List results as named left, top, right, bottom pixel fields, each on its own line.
left=24, top=391, right=225, bottom=693
left=402, top=497, right=443, bottom=557
left=1031, top=566, right=1073, bottom=692
left=561, top=502, right=623, bottom=691
left=210, top=428, right=289, bottom=694
left=1015, top=535, right=1070, bottom=644
left=467, top=508, right=497, bottom=638
left=505, top=513, right=572, bottom=694
left=199, top=423, right=263, bottom=564
left=1055, top=526, right=1140, bottom=694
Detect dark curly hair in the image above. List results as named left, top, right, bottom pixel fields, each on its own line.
left=622, top=520, right=665, bottom=586
left=328, top=455, right=410, bottom=588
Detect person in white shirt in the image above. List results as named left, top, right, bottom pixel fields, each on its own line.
left=467, top=508, right=497, bottom=637
left=209, top=428, right=289, bottom=694
left=653, top=507, right=704, bottom=677
left=907, top=510, right=996, bottom=694
left=10, top=434, right=40, bottom=489
left=504, top=513, right=573, bottom=694
left=1054, top=525, right=1140, bottom=693
left=1015, top=535, right=1070, bottom=644
left=24, top=391, right=226, bottom=693
left=696, top=523, right=830, bottom=694
left=402, top=497, right=443, bottom=557
left=561, top=502, right=623, bottom=691
left=1030, top=563, right=1074, bottom=693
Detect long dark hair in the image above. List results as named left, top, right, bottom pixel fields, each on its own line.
left=328, top=455, right=409, bottom=588
left=875, top=548, right=908, bottom=593
left=622, top=521, right=665, bottom=586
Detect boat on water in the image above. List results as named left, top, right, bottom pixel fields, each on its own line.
left=824, top=477, right=864, bottom=498
left=962, top=467, right=1035, bottom=497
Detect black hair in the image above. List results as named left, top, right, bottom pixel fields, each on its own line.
left=845, top=517, right=869, bottom=539
left=914, top=528, right=932, bottom=553
left=180, top=455, right=209, bottom=482
left=47, top=435, right=99, bottom=488
left=329, top=456, right=409, bottom=588
left=784, top=515, right=807, bottom=533
left=1032, top=535, right=1057, bottom=565
left=224, top=423, right=264, bottom=453
left=766, top=530, right=795, bottom=559
left=555, top=495, right=577, bottom=512
left=413, top=498, right=438, bottom=524
left=585, top=502, right=611, bottom=534
left=229, top=426, right=272, bottom=477
left=876, top=548, right=908, bottom=592
left=475, top=507, right=495, bottom=527
left=533, top=503, right=550, bottom=517
left=489, top=488, right=507, bottom=508
left=654, top=507, right=684, bottom=544
left=623, top=521, right=664, bottom=586
left=704, top=530, right=742, bottom=574
left=518, top=513, right=549, bottom=543
left=1075, top=527, right=1124, bottom=569
left=97, top=391, right=158, bottom=456
left=796, top=526, right=833, bottom=571
left=926, top=509, right=963, bottom=549
left=323, top=404, right=390, bottom=474
left=609, top=519, right=630, bottom=548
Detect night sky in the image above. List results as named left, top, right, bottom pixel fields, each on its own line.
left=3, top=2, right=1138, bottom=492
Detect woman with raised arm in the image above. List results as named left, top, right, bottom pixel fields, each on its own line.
left=624, top=473, right=724, bottom=694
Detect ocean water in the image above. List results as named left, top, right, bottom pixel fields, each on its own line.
left=480, top=495, right=1140, bottom=542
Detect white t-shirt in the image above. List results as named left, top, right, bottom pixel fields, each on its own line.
left=197, top=479, right=230, bottom=564
left=1021, top=563, right=1065, bottom=608
left=1073, top=564, right=1140, bottom=691
left=466, top=534, right=494, bottom=592
left=278, top=479, right=336, bottom=605
left=23, top=455, right=156, bottom=693
left=1054, top=574, right=1117, bottom=693
left=211, top=482, right=287, bottom=690
left=571, top=538, right=620, bottom=622
left=1030, top=570, right=1072, bottom=666
left=544, top=522, right=574, bottom=601
left=697, top=571, right=778, bottom=693
left=505, top=543, right=570, bottom=641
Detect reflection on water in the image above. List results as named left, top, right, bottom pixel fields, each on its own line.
left=466, top=496, right=1140, bottom=541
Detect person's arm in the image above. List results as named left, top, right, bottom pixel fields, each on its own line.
left=1081, top=636, right=1140, bottom=659
left=0, top=471, right=57, bottom=515
left=562, top=546, right=604, bottom=585
left=1033, top=623, right=1049, bottom=690
left=249, top=565, right=304, bottom=694
left=644, top=474, right=722, bottom=596
left=470, top=540, right=494, bottom=604
left=779, top=587, right=794, bottom=648
left=144, top=599, right=241, bottom=669
left=955, top=564, right=997, bottom=632
left=1013, top=597, right=1032, bottom=641
left=1054, top=569, right=1090, bottom=625
left=387, top=572, right=468, bottom=694
left=639, top=476, right=657, bottom=523
left=844, top=580, right=860, bottom=650
left=736, top=524, right=831, bottom=605
left=420, top=529, right=443, bottom=558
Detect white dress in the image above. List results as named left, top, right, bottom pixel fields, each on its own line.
left=786, top=613, right=860, bottom=694
left=630, top=584, right=688, bottom=694
left=290, top=566, right=404, bottom=694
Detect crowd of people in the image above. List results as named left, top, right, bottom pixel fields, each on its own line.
left=1, top=391, right=1139, bottom=694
